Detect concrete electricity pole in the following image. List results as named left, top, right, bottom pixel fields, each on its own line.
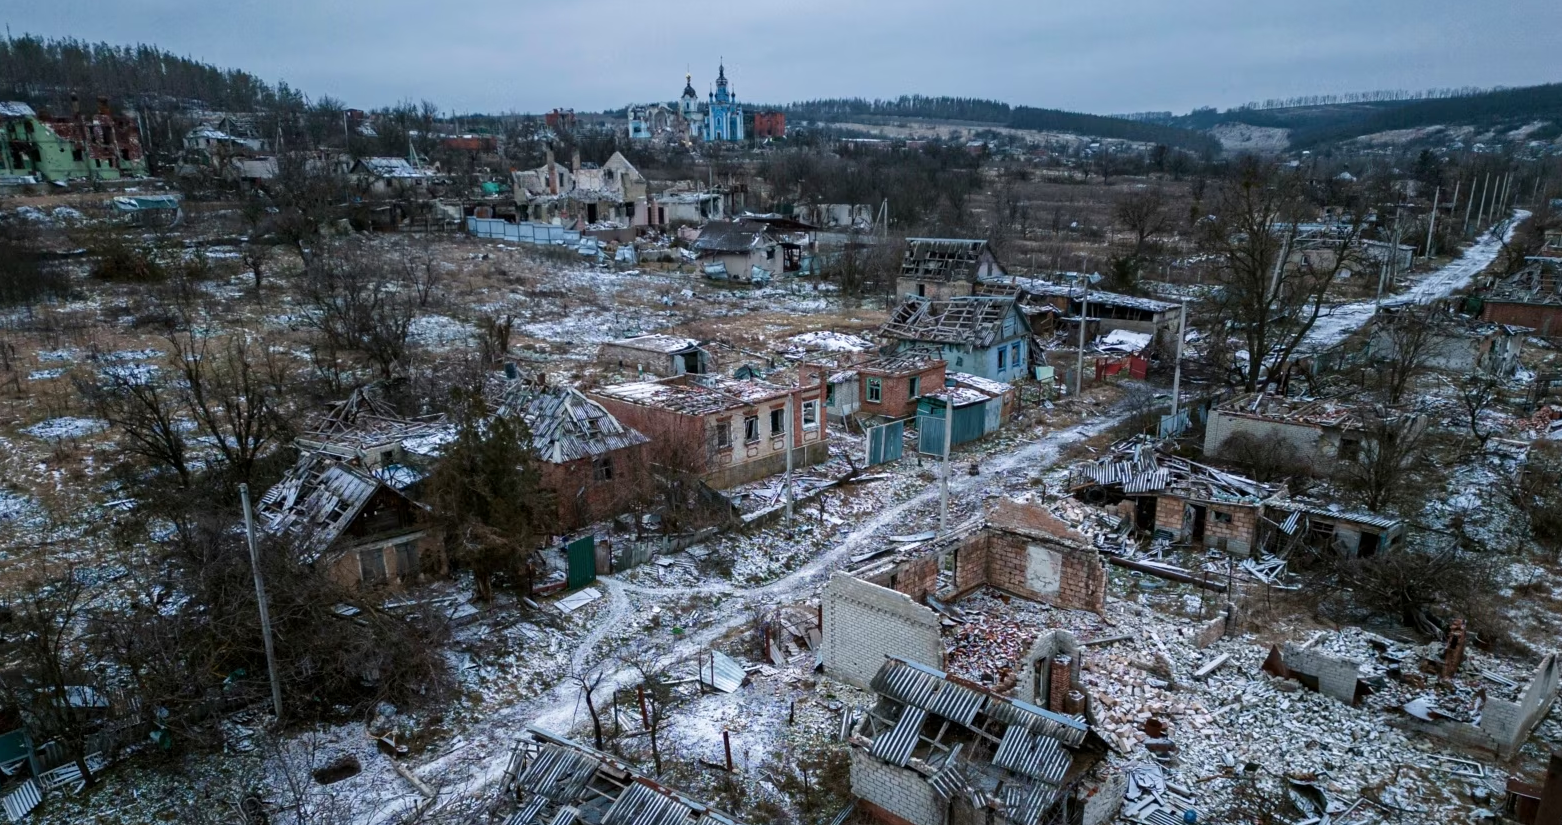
left=239, top=483, right=285, bottom=722
left=939, top=378, right=955, bottom=535
left=1424, top=187, right=1440, bottom=259
left=784, top=394, right=794, bottom=530
left=1170, top=297, right=1187, bottom=427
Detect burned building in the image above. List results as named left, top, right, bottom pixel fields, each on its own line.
left=0, top=97, right=147, bottom=183
left=975, top=277, right=1183, bottom=354
left=693, top=216, right=817, bottom=284
left=949, top=500, right=1108, bottom=613
left=1368, top=305, right=1527, bottom=378
left=1481, top=257, right=1562, bottom=335
left=847, top=657, right=1115, bottom=825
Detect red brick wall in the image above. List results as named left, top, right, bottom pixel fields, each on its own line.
left=952, top=532, right=1106, bottom=613
left=541, top=441, right=650, bottom=532
left=860, top=363, right=946, bottom=420
left=590, top=397, right=713, bottom=473
left=864, top=554, right=940, bottom=603
left=752, top=111, right=786, bottom=138
left=1482, top=301, right=1562, bottom=335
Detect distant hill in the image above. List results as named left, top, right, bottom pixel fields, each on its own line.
left=784, top=95, right=1221, bottom=155
left=1153, top=83, right=1562, bottom=151
left=0, top=34, right=283, bottom=112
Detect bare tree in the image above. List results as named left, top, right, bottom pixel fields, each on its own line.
left=476, top=314, right=515, bottom=370
left=398, top=235, right=445, bottom=308
left=167, top=331, right=295, bottom=486
left=76, top=361, right=194, bottom=487
left=571, top=665, right=608, bottom=751
left=1114, top=188, right=1172, bottom=257
left=1456, top=375, right=1501, bottom=456
left=1333, top=409, right=1428, bottom=513
left=1370, top=304, right=1441, bottom=404
left=300, top=242, right=417, bottom=381
left=0, top=567, right=104, bottom=788
left=618, top=649, right=673, bottom=776
left=1197, top=159, right=1368, bottom=391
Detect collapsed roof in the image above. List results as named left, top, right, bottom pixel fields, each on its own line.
left=851, top=657, right=1101, bottom=825
left=255, top=453, right=416, bottom=559
left=881, top=296, right=1023, bottom=347
left=505, top=728, right=745, bottom=825
left=900, top=238, right=1001, bottom=283
left=493, top=383, right=649, bottom=464
left=1070, top=438, right=1279, bottom=504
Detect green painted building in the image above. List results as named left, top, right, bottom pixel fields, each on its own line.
left=1, top=99, right=148, bottom=182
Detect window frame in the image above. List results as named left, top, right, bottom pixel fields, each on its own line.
left=908, top=376, right=921, bottom=398
left=716, top=420, right=733, bottom=449
left=770, top=407, right=785, bottom=436
left=866, top=377, right=883, bottom=403
left=744, top=414, right=760, bottom=444
left=802, top=400, right=818, bottom=431
left=593, top=455, right=615, bottom=481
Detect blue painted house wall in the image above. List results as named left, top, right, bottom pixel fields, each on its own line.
left=902, top=305, right=1028, bottom=383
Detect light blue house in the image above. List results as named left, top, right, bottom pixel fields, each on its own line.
left=880, top=296, right=1030, bottom=383
left=703, top=63, right=745, bottom=142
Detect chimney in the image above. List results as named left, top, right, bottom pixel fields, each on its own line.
left=70, top=93, right=80, bottom=117
left=571, top=149, right=580, bottom=176
left=97, top=96, right=110, bottom=117
left=545, top=147, right=557, bottom=195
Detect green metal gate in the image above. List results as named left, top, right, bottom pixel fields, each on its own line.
left=566, top=535, right=597, bottom=590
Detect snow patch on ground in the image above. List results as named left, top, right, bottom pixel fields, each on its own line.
left=23, top=417, right=107, bottom=441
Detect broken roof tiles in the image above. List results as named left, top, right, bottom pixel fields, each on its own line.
left=508, top=728, right=746, bottom=825
left=881, top=296, right=1021, bottom=347
left=593, top=375, right=794, bottom=416
left=255, top=453, right=399, bottom=558
left=1071, top=437, right=1279, bottom=504
left=494, top=383, right=649, bottom=465
left=900, top=238, right=999, bottom=282
left=608, top=334, right=704, bottom=355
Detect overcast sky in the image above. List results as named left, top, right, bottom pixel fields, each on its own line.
left=9, top=0, right=1560, bottom=116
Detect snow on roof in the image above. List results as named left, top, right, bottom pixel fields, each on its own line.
left=593, top=376, right=792, bottom=415
left=359, top=157, right=436, bottom=178
left=494, top=383, right=649, bottom=464
left=0, top=102, right=36, bottom=118
left=255, top=453, right=399, bottom=559
left=922, top=387, right=991, bottom=407
left=881, top=296, right=1020, bottom=347
left=949, top=371, right=1012, bottom=396
left=1097, top=329, right=1153, bottom=354
left=859, top=349, right=944, bottom=376
left=784, top=330, right=876, bottom=353
left=606, top=334, right=703, bottom=354
left=984, top=275, right=1179, bottom=313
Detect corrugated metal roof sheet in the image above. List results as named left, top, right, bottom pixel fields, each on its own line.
left=602, top=781, right=695, bottom=825
left=698, top=649, right=745, bottom=694
left=869, top=706, right=926, bottom=767
left=993, top=725, right=1072, bottom=784
left=497, top=384, right=650, bottom=465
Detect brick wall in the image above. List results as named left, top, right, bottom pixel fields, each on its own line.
left=1482, top=301, right=1562, bottom=335
left=1281, top=643, right=1362, bottom=704
left=851, top=749, right=946, bottom=825
left=862, top=554, right=940, bottom=603
left=860, top=363, right=947, bottom=421
left=822, top=573, right=943, bottom=689
left=541, top=442, right=650, bottom=532
left=951, top=532, right=1106, bottom=613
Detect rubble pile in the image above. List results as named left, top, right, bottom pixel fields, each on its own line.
left=943, top=590, right=1054, bottom=687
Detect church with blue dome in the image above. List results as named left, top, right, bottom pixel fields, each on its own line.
left=629, top=63, right=746, bottom=143
left=702, top=63, right=745, bottom=142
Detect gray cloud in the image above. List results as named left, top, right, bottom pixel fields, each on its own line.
left=9, top=0, right=1559, bottom=115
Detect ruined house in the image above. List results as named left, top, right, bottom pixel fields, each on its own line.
left=256, top=453, right=440, bottom=588
left=1070, top=439, right=1279, bottom=555
left=693, top=216, right=817, bottom=284
left=976, top=278, right=1183, bottom=353
left=351, top=156, right=442, bottom=197
left=493, top=382, right=651, bottom=532
left=597, top=335, right=710, bottom=377
left=590, top=374, right=828, bottom=488
left=1481, top=257, right=1562, bottom=335
left=1368, top=306, right=1526, bottom=378
left=0, top=97, right=146, bottom=183
left=847, top=657, right=1116, bottom=825
left=1203, top=392, right=1426, bottom=474
left=798, top=349, right=947, bottom=423
left=949, top=499, right=1109, bottom=612
left=293, top=387, right=452, bottom=490
left=513, top=149, right=646, bottom=226
left=896, top=238, right=1007, bottom=300
left=881, top=296, right=1031, bottom=383
left=502, top=727, right=747, bottom=825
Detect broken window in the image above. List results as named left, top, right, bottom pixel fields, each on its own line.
left=1339, top=437, right=1362, bottom=461
left=908, top=376, right=920, bottom=398
left=998, top=347, right=1008, bottom=370
left=359, top=547, right=387, bottom=585
left=593, top=456, right=614, bottom=481
left=394, top=541, right=419, bottom=580
left=717, top=420, right=732, bottom=448
left=770, top=408, right=784, bottom=436
left=803, top=401, right=818, bottom=431
left=867, top=378, right=883, bottom=403
left=1213, top=511, right=1233, bottom=524
left=744, top=415, right=760, bottom=443
left=826, top=384, right=836, bottom=405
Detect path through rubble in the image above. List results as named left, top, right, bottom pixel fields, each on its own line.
left=1300, top=209, right=1528, bottom=352
left=391, top=405, right=1138, bottom=823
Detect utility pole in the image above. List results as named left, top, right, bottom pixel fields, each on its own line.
left=239, top=484, right=284, bottom=722
left=1424, top=187, right=1440, bottom=259
left=1476, top=173, right=1491, bottom=232
left=1170, top=296, right=1187, bottom=430
left=783, top=394, right=794, bottom=530
left=1463, top=174, right=1479, bottom=236
left=1074, top=281, right=1089, bottom=397
left=939, top=378, right=955, bottom=535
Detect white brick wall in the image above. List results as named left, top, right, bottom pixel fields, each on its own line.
left=1203, top=411, right=1323, bottom=466
left=1282, top=644, right=1361, bottom=704
left=822, top=573, right=943, bottom=689
left=851, top=749, right=946, bottom=825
